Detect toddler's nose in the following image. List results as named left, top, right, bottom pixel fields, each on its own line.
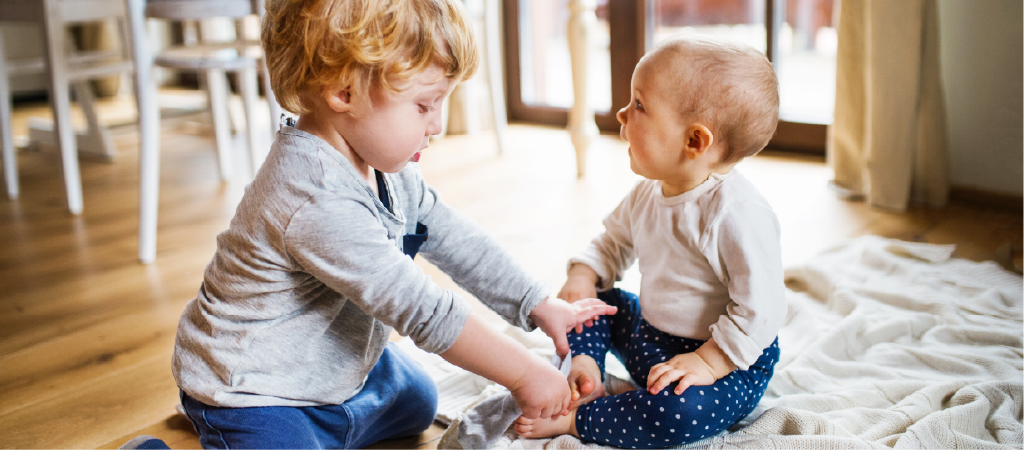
left=426, top=109, right=444, bottom=136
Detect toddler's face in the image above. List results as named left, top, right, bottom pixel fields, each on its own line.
left=344, top=64, right=454, bottom=173
left=615, top=55, right=690, bottom=182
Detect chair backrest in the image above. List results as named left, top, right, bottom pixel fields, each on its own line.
left=144, top=0, right=260, bottom=20
left=0, top=0, right=127, bottom=23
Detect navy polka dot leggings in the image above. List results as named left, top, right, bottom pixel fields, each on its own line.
left=569, top=289, right=779, bottom=449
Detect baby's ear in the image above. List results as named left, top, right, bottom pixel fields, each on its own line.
left=323, top=86, right=354, bottom=113
left=683, top=124, right=714, bottom=159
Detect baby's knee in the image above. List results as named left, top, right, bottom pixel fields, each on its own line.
left=656, top=393, right=741, bottom=440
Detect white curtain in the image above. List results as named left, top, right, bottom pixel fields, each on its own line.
left=828, top=0, right=949, bottom=211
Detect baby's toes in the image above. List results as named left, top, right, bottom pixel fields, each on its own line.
left=513, top=421, right=533, bottom=436
left=578, top=377, right=595, bottom=396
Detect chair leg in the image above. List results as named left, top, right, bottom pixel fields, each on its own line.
left=71, top=81, right=117, bottom=161
left=123, top=0, right=160, bottom=263
left=42, top=0, right=84, bottom=214
left=484, top=0, right=508, bottom=155
left=204, top=68, right=233, bottom=180
left=0, top=30, right=18, bottom=199
left=238, top=64, right=262, bottom=177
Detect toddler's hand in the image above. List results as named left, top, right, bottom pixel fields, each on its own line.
left=508, top=359, right=572, bottom=419
left=646, top=352, right=717, bottom=396
left=530, top=296, right=617, bottom=358
left=567, top=354, right=605, bottom=410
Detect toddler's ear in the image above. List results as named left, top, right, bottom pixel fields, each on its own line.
left=683, top=124, right=714, bottom=159
left=323, top=87, right=354, bottom=113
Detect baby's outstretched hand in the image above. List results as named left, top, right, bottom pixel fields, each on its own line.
left=530, top=297, right=617, bottom=358
left=646, top=353, right=717, bottom=396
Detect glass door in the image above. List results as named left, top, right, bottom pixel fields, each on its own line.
left=505, top=0, right=837, bottom=153
left=504, top=0, right=621, bottom=130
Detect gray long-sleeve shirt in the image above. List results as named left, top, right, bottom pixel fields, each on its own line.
left=172, top=127, right=549, bottom=408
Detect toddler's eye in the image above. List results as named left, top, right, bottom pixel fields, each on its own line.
left=419, top=104, right=435, bottom=113
left=634, top=99, right=644, bottom=111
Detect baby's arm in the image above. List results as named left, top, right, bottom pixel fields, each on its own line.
left=563, top=187, right=639, bottom=296
left=557, top=263, right=600, bottom=303
left=646, top=338, right=738, bottom=395
left=440, top=315, right=571, bottom=419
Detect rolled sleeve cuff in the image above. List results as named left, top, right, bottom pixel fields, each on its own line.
left=412, top=292, right=474, bottom=355
left=709, top=319, right=765, bottom=371
left=567, top=255, right=615, bottom=292
left=517, top=284, right=551, bottom=331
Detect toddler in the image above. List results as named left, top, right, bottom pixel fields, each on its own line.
left=514, top=36, right=786, bottom=448
left=169, top=1, right=615, bottom=449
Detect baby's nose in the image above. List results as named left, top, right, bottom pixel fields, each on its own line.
left=616, top=106, right=628, bottom=125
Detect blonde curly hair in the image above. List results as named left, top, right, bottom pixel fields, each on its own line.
left=262, top=0, right=479, bottom=115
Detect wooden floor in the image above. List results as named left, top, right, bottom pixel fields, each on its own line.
left=0, top=98, right=1020, bottom=449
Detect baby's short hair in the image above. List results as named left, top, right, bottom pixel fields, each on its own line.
left=653, top=36, right=779, bottom=163
left=262, top=0, right=479, bottom=115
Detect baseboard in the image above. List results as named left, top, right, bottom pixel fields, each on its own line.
left=949, top=185, right=1023, bottom=210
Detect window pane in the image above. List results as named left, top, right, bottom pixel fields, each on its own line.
left=651, top=0, right=767, bottom=54
left=518, top=0, right=612, bottom=112
left=777, top=0, right=837, bottom=124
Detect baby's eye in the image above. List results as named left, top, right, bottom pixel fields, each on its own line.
left=634, top=99, right=644, bottom=111
left=419, top=104, right=435, bottom=113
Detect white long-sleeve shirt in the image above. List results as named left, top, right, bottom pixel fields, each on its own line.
left=569, top=170, right=785, bottom=370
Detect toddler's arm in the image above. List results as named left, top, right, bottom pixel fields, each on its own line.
left=411, top=175, right=615, bottom=335
left=440, top=315, right=571, bottom=419
left=646, top=338, right=738, bottom=395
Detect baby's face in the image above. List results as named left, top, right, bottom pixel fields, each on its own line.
left=615, top=53, right=692, bottom=182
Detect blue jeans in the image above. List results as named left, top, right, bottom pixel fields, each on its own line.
left=569, top=289, right=779, bottom=449
left=180, top=343, right=438, bottom=449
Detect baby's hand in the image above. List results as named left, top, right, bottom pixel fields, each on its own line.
left=646, top=353, right=717, bottom=395
left=557, top=264, right=600, bottom=303
left=508, top=359, right=572, bottom=419
left=530, top=297, right=617, bottom=358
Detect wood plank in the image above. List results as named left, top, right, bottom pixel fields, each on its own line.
left=0, top=310, right=180, bottom=416
left=0, top=349, right=182, bottom=449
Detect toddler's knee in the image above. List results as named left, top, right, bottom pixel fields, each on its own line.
left=401, top=366, right=439, bottom=431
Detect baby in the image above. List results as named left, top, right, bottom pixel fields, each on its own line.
left=515, top=35, right=786, bottom=448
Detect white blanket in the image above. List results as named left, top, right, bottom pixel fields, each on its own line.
left=409, top=236, right=1023, bottom=449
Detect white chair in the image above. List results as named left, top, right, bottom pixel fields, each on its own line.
left=0, top=0, right=149, bottom=214
left=0, top=0, right=280, bottom=262
left=137, top=0, right=281, bottom=262
left=445, top=0, right=508, bottom=155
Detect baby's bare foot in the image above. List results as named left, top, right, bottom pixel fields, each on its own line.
left=569, top=355, right=606, bottom=409
left=513, top=412, right=577, bottom=439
